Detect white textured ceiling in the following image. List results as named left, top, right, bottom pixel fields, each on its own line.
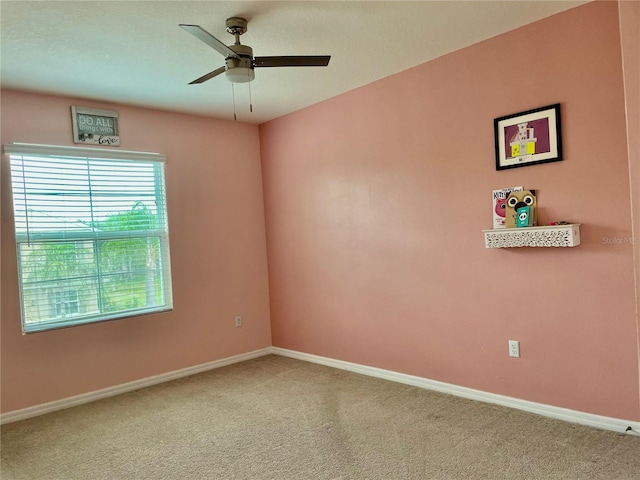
left=1, top=1, right=589, bottom=124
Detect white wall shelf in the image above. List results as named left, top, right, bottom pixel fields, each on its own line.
left=483, top=224, right=581, bottom=248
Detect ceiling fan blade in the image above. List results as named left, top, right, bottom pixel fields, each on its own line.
left=254, top=56, right=331, bottom=68
left=179, top=24, right=237, bottom=58
left=189, top=66, right=226, bottom=84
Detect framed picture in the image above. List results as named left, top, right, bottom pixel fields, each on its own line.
left=71, top=106, right=120, bottom=146
left=494, top=103, right=562, bottom=170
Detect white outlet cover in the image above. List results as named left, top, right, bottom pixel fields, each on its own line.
left=508, top=340, right=520, bottom=357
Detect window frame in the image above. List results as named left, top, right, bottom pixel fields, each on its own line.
left=5, top=142, right=173, bottom=333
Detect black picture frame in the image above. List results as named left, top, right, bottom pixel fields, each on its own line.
left=494, top=103, right=562, bottom=171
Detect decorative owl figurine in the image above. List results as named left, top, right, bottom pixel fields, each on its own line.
left=505, top=190, right=537, bottom=228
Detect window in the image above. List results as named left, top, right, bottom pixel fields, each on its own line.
left=6, top=143, right=173, bottom=333
left=53, top=290, right=80, bottom=318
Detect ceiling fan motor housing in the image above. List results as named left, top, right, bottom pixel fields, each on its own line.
left=225, top=44, right=255, bottom=82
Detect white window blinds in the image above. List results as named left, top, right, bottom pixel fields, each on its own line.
left=5, top=143, right=173, bottom=333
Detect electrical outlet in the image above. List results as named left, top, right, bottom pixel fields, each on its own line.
left=508, top=340, right=520, bottom=358
left=235, top=315, right=242, bottom=328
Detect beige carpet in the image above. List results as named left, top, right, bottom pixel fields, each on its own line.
left=1, top=354, right=639, bottom=479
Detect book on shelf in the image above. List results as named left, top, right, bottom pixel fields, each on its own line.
left=492, top=186, right=523, bottom=229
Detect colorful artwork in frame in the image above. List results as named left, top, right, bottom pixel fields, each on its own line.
left=494, top=104, right=562, bottom=170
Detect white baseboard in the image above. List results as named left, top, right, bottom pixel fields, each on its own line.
left=3, top=345, right=639, bottom=437
left=0, top=347, right=272, bottom=425
left=271, top=347, right=640, bottom=436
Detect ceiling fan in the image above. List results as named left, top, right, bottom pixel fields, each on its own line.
left=179, top=17, right=331, bottom=85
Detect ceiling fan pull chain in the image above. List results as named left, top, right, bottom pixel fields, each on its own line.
left=232, top=83, right=237, bottom=121
left=248, top=75, right=253, bottom=113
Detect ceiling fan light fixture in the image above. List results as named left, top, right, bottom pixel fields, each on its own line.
left=225, top=66, right=255, bottom=83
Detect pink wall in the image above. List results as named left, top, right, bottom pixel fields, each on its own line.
left=619, top=0, right=640, bottom=404
left=1, top=91, right=272, bottom=413
left=260, top=1, right=640, bottom=420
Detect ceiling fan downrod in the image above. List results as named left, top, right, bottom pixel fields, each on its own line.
left=226, top=16, right=247, bottom=45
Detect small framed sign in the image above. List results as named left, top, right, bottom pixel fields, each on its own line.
left=71, top=106, right=120, bottom=146
left=494, top=103, right=562, bottom=170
